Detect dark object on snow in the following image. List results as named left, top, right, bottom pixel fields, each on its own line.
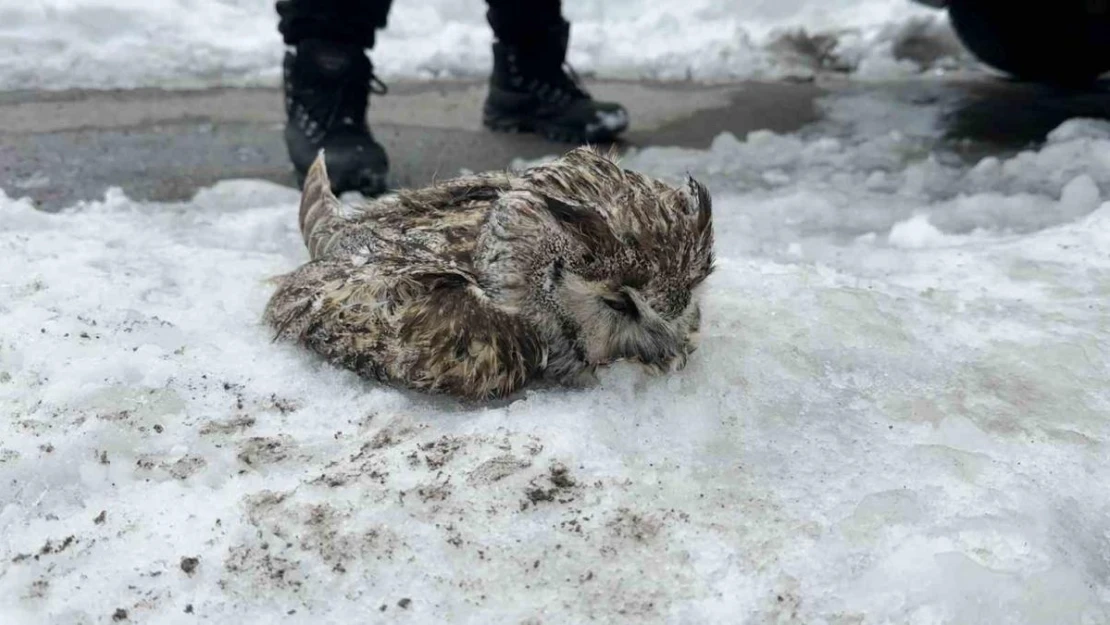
left=180, top=556, right=200, bottom=575
left=275, top=0, right=629, bottom=197
left=916, top=0, right=1110, bottom=85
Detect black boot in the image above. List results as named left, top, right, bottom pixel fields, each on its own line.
left=283, top=38, right=389, bottom=196
left=482, top=20, right=629, bottom=144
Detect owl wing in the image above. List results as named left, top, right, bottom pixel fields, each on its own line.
left=264, top=256, right=545, bottom=400
left=390, top=267, right=547, bottom=399
left=298, top=151, right=510, bottom=261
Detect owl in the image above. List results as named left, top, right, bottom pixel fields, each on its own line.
left=264, top=146, right=714, bottom=401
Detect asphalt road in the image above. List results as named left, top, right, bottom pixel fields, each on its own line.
left=1, top=76, right=1108, bottom=210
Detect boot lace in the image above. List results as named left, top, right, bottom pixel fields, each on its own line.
left=510, top=52, right=590, bottom=104
left=320, top=72, right=389, bottom=132
left=291, top=68, right=389, bottom=142
left=552, top=62, right=589, bottom=100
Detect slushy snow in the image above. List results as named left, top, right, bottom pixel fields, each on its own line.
left=0, top=0, right=970, bottom=91
left=2, top=95, right=1109, bottom=622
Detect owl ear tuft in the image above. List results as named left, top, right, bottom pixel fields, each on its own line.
left=681, top=175, right=710, bottom=214
left=299, top=150, right=345, bottom=259
left=685, top=176, right=713, bottom=232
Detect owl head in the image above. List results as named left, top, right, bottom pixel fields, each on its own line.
left=516, top=147, right=715, bottom=374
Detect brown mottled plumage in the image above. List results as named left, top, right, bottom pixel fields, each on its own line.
left=264, top=146, right=714, bottom=400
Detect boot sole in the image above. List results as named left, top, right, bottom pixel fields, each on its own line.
left=295, top=168, right=389, bottom=198
left=482, top=113, right=628, bottom=144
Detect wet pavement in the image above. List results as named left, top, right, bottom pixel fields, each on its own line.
left=1, top=76, right=1108, bottom=210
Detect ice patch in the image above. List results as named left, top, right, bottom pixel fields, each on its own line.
left=2, top=119, right=1110, bottom=623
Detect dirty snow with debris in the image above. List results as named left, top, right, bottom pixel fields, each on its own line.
left=3, top=93, right=1110, bottom=624
left=0, top=0, right=971, bottom=91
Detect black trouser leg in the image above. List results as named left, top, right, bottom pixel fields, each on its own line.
left=485, top=0, right=564, bottom=45
left=276, top=0, right=561, bottom=49
left=276, top=0, right=393, bottom=49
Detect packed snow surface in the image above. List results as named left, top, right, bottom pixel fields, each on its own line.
left=3, top=104, right=1110, bottom=623
left=0, top=0, right=970, bottom=90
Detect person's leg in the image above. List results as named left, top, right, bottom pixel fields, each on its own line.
left=276, top=0, right=388, bottom=48
left=276, top=0, right=393, bottom=196
left=483, top=0, right=629, bottom=143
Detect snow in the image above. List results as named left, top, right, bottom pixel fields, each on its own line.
left=0, top=0, right=971, bottom=91
left=3, top=85, right=1110, bottom=621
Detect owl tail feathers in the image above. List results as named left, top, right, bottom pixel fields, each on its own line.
left=299, top=149, right=343, bottom=259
